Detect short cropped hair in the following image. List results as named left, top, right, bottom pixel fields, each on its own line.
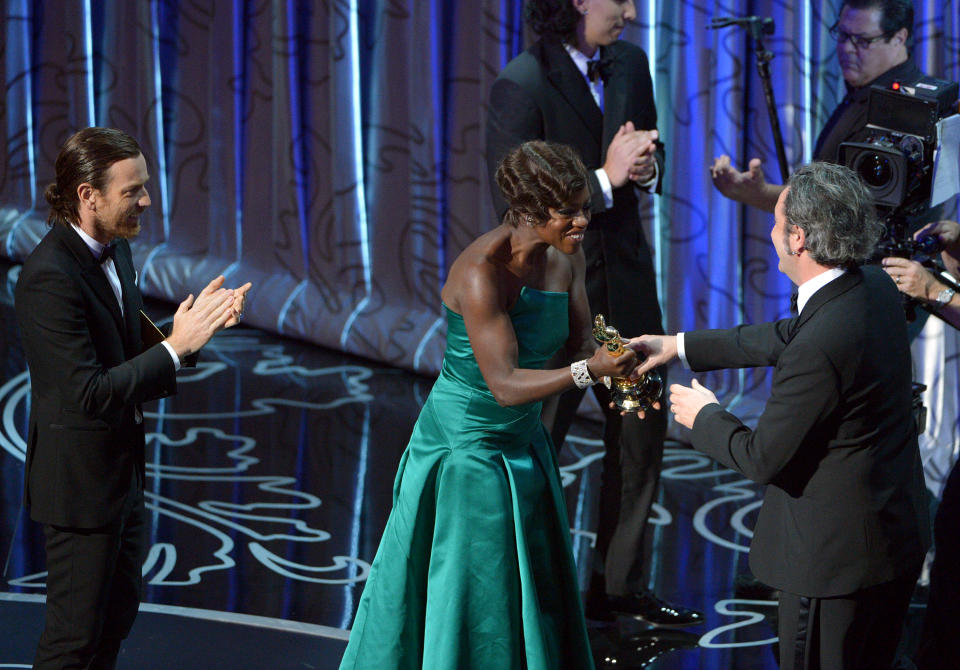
left=495, top=141, right=589, bottom=227
left=45, top=127, right=143, bottom=227
left=784, top=162, right=882, bottom=268
left=842, top=0, right=914, bottom=44
left=524, top=0, right=580, bottom=41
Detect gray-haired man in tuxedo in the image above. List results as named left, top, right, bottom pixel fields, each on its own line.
left=631, top=162, right=930, bottom=670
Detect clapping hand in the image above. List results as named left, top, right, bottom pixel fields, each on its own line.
left=166, top=276, right=253, bottom=359
left=604, top=122, right=659, bottom=188
left=629, top=129, right=659, bottom=184
left=225, top=282, right=252, bottom=328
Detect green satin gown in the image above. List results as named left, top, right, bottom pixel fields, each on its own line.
left=339, top=286, right=595, bottom=670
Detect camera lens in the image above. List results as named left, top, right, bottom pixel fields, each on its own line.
left=855, top=153, right=893, bottom=188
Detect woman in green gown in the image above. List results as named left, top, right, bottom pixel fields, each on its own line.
left=339, top=141, right=638, bottom=670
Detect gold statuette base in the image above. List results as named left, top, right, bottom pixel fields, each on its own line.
left=609, top=371, right=663, bottom=411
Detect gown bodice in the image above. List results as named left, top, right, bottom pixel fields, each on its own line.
left=437, top=287, right=569, bottom=447
left=441, top=285, right=569, bottom=387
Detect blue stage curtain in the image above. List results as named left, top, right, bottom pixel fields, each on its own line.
left=1, top=1, right=957, bottom=486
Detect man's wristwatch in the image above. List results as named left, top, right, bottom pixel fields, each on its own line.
left=933, top=287, right=956, bottom=312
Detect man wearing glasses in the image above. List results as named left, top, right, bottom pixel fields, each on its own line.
left=710, top=0, right=921, bottom=213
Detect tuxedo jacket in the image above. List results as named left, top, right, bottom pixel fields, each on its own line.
left=685, top=266, right=930, bottom=597
left=486, top=38, right=664, bottom=337
left=15, top=223, right=177, bottom=528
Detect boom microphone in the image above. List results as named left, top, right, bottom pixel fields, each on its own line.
left=709, top=16, right=775, bottom=37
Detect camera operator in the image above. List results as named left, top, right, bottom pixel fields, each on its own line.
left=881, top=219, right=960, bottom=670
left=711, top=0, right=922, bottom=213
left=882, top=220, right=960, bottom=328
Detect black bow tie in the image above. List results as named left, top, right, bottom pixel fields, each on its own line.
left=586, top=57, right=613, bottom=83
left=98, top=244, right=116, bottom=264
left=790, top=292, right=799, bottom=314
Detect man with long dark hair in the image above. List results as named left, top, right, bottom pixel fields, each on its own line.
left=16, top=127, right=250, bottom=669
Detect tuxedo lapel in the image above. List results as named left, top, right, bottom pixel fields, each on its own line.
left=55, top=225, right=125, bottom=337
left=600, top=44, right=628, bottom=153
left=113, top=240, right=142, bottom=355
left=537, top=41, right=603, bottom=145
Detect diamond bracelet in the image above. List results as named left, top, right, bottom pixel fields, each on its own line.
left=570, top=359, right=596, bottom=389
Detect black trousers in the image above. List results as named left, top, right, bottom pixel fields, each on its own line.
left=543, top=370, right=667, bottom=596
left=777, top=573, right=917, bottom=670
left=34, top=479, right=145, bottom=670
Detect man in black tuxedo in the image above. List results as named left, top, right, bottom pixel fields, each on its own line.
left=485, top=0, right=702, bottom=627
left=631, top=162, right=931, bottom=669
left=15, top=127, right=251, bottom=669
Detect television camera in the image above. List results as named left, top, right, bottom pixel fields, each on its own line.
left=839, top=76, right=959, bottom=260
left=839, top=77, right=960, bottom=321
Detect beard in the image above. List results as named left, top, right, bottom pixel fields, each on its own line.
left=111, top=210, right=142, bottom=239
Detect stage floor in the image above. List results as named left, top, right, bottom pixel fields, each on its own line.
left=0, top=264, right=925, bottom=669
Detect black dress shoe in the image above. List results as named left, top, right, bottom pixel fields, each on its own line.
left=604, top=590, right=704, bottom=628
left=594, top=629, right=701, bottom=669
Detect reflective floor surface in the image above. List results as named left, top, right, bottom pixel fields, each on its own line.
left=0, top=262, right=926, bottom=669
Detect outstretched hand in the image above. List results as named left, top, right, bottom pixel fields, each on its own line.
left=710, top=156, right=776, bottom=211
left=624, top=334, right=678, bottom=378
left=669, top=379, right=718, bottom=429
left=600, top=333, right=673, bottom=419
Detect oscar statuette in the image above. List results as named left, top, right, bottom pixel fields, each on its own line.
left=592, top=314, right=663, bottom=412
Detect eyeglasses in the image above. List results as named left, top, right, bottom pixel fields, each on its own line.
left=829, top=25, right=892, bottom=50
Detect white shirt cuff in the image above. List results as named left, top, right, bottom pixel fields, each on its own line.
left=676, top=332, right=690, bottom=369
left=595, top=168, right=614, bottom=209
left=160, top=340, right=182, bottom=371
